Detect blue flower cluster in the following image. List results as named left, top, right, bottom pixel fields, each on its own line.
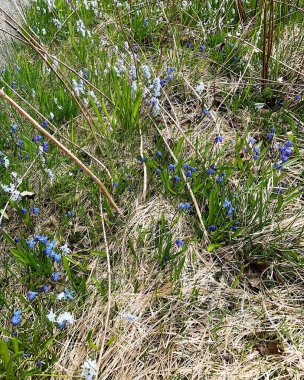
left=26, top=234, right=62, bottom=262
left=274, top=140, right=293, bottom=170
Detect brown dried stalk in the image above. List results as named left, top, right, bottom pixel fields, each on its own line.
left=235, top=0, right=247, bottom=23
left=0, top=88, right=122, bottom=215
left=262, top=0, right=275, bottom=83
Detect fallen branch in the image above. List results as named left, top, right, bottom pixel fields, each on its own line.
left=0, top=88, right=122, bottom=215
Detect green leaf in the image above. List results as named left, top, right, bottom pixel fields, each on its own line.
left=87, top=330, right=100, bottom=351
left=207, top=243, right=222, bottom=252
left=173, top=137, right=185, bottom=157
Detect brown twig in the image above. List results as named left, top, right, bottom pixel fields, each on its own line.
left=235, top=0, right=247, bottom=23
left=0, top=88, right=122, bottom=215
left=262, top=0, right=275, bottom=84
left=96, top=193, right=112, bottom=377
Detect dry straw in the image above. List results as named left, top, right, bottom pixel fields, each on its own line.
left=0, top=88, right=122, bottom=215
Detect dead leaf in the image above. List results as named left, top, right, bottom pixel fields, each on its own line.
left=257, top=340, right=284, bottom=356
left=20, top=191, right=36, bottom=199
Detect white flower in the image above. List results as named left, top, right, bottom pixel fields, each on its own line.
left=142, top=65, right=151, bottom=80
left=60, top=244, right=71, bottom=254
left=46, top=0, right=55, bottom=10
left=195, top=81, right=205, bottom=94
left=53, top=18, right=62, bottom=28
left=50, top=112, right=54, bottom=120
left=121, top=313, right=137, bottom=321
left=57, top=292, right=66, bottom=301
left=45, top=168, right=55, bottom=182
left=81, top=359, right=97, bottom=380
left=3, top=156, right=9, bottom=168
left=46, top=310, right=57, bottom=322
left=255, top=103, right=265, bottom=110
left=77, top=19, right=86, bottom=37
left=57, top=311, right=74, bottom=325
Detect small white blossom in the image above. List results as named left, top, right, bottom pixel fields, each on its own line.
left=57, top=311, right=74, bottom=325
left=81, top=359, right=97, bottom=380
left=60, top=244, right=71, bottom=254
left=57, top=292, right=65, bottom=301
left=195, top=81, right=205, bottom=94
left=53, top=19, right=62, bottom=28
left=46, top=310, right=57, bottom=322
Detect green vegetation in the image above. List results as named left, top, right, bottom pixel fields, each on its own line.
left=0, top=0, right=303, bottom=378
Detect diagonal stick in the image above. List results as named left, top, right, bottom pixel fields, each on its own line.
left=0, top=88, right=122, bottom=215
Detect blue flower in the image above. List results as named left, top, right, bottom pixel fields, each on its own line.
left=52, top=253, right=62, bottom=263
left=11, top=124, right=17, bottom=134
left=183, top=164, right=189, bottom=170
left=173, top=175, right=180, bottom=183
left=214, top=136, right=224, bottom=144
left=270, top=127, right=275, bottom=133
left=113, top=182, right=118, bottom=187
left=40, top=285, right=48, bottom=293
left=32, top=207, right=40, bottom=215
left=57, top=288, right=74, bottom=301
left=156, top=168, right=162, bottom=174
left=11, top=310, right=22, bottom=326
left=32, top=135, right=43, bottom=143
left=274, top=162, right=283, bottom=170
left=232, top=225, right=238, bottom=231
left=35, top=235, right=49, bottom=244
left=160, top=79, right=166, bottom=87
left=51, top=272, right=61, bottom=282
left=26, top=239, right=36, bottom=250
left=185, top=170, right=192, bottom=178
left=199, top=45, right=206, bottom=52
left=41, top=120, right=48, bottom=128
left=168, top=67, right=175, bottom=74
left=179, top=202, right=186, bottom=210
left=14, top=237, right=20, bottom=243
left=42, top=142, right=49, bottom=152
left=64, top=288, right=74, bottom=300
left=168, top=163, right=176, bottom=171
left=140, top=156, right=146, bottom=163
left=207, top=168, right=214, bottom=175
left=227, top=206, right=235, bottom=216
left=66, top=210, right=73, bottom=218
left=156, top=151, right=162, bottom=158
left=21, top=208, right=27, bottom=215
left=216, top=176, right=223, bottom=183
left=267, top=133, right=273, bottom=139
left=209, top=225, right=216, bottom=232
left=248, top=137, right=256, bottom=145
left=186, top=41, right=191, bottom=48
left=28, top=291, right=38, bottom=302
left=183, top=202, right=191, bottom=210
left=175, top=239, right=183, bottom=248
left=82, top=68, right=89, bottom=79
left=203, top=108, right=210, bottom=116
left=223, top=197, right=231, bottom=209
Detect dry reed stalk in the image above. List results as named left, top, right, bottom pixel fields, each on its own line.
left=0, top=88, right=122, bottom=215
